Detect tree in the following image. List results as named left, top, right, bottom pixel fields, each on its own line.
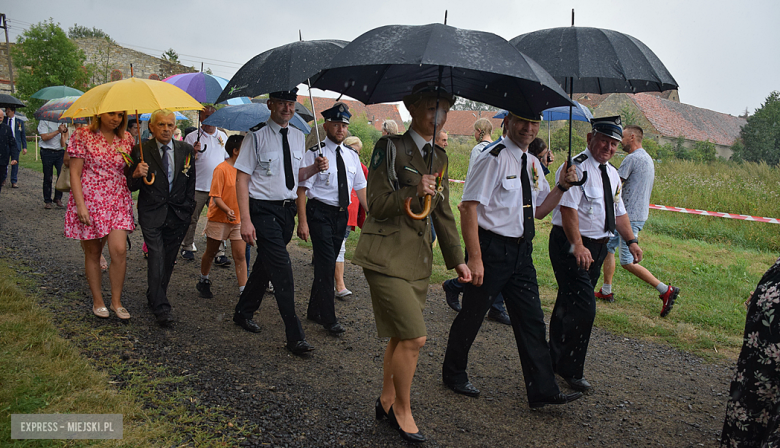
left=348, top=113, right=382, bottom=166
left=11, top=19, right=91, bottom=111
left=68, top=24, right=113, bottom=42
left=732, top=91, right=780, bottom=166
left=549, top=126, right=586, bottom=154
left=620, top=104, right=640, bottom=127
left=162, top=48, right=180, bottom=63
left=451, top=98, right=499, bottom=112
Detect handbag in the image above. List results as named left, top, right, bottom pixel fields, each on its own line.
left=55, top=165, right=71, bottom=192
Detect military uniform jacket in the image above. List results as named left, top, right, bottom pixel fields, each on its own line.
left=353, top=131, right=464, bottom=281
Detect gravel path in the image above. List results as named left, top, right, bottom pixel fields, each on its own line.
left=1, top=167, right=732, bottom=447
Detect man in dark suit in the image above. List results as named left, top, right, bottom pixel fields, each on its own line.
left=0, top=108, right=18, bottom=194
left=2, top=107, right=25, bottom=188
left=127, top=109, right=196, bottom=325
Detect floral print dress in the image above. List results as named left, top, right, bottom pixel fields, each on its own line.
left=64, top=128, right=135, bottom=240
left=722, top=256, right=780, bottom=447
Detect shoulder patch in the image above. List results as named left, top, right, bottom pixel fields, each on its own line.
left=573, top=153, right=588, bottom=164
left=308, top=141, right=326, bottom=152
left=249, top=122, right=266, bottom=132
left=371, top=147, right=385, bottom=170
left=343, top=143, right=353, bottom=152
left=489, top=143, right=506, bottom=157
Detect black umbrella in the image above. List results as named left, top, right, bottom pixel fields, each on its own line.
left=216, top=39, right=349, bottom=104
left=313, top=22, right=572, bottom=219
left=0, top=94, right=26, bottom=109
left=511, top=13, right=679, bottom=184
left=251, top=97, right=314, bottom=122
left=313, top=23, right=572, bottom=115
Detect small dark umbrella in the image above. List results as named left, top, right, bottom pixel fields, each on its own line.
left=31, top=85, right=84, bottom=100
left=511, top=13, right=679, bottom=184
left=0, top=94, right=26, bottom=109
left=251, top=97, right=314, bottom=122
left=216, top=39, right=349, bottom=104
left=34, top=96, right=88, bottom=124
left=203, top=103, right=311, bottom=134
left=313, top=22, right=572, bottom=219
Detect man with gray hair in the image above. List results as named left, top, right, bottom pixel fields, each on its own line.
left=127, top=109, right=197, bottom=326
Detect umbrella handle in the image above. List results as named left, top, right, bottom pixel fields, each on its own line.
left=404, top=195, right=432, bottom=220
left=143, top=173, right=156, bottom=185
left=568, top=157, right=588, bottom=186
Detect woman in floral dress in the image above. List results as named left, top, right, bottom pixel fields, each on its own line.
left=64, top=111, right=135, bottom=320
left=721, top=257, right=780, bottom=446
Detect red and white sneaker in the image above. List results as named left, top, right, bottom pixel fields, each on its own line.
left=595, top=288, right=614, bottom=303
left=660, top=286, right=680, bottom=317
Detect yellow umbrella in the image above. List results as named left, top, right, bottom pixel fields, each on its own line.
left=61, top=77, right=203, bottom=118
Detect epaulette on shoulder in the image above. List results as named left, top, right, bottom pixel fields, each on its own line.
left=249, top=122, right=266, bottom=132
left=308, top=141, right=326, bottom=152
left=608, top=161, right=617, bottom=169
left=343, top=143, right=354, bottom=152
left=573, top=153, right=588, bottom=164
left=488, top=143, right=506, bottom=157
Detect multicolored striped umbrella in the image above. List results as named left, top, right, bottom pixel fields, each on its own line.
left=34, top=96, right=88, bottom=124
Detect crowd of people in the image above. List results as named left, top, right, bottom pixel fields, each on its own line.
left=1, top=75, right=775, bottom=445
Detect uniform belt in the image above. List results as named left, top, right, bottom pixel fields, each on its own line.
left=309, top=198, right=346, bottom=212
left=478, top=227, right=525, bottom=245
left=552, top=225, right=610, bottom=245
left=252, top=198, right=296, bottom=207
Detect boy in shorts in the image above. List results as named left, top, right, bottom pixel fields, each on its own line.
left=196, top=135, right=247, bottom=298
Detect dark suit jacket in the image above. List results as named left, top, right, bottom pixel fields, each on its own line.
left=2, top=117, right=26, bottom=151
left=126, top=139, right=196, bottom=229
left=0, top=123, right=18, bottom=165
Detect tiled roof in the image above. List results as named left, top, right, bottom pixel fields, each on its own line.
left=574, top=90, right=678, bottom=109
left=441, top=110, right=503, bottom=136
left=631, top=93, right=746, bottom=146
left=297, top=96, right=405, bottom=132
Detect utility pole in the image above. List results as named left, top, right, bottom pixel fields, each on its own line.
left=0, top=14, right=15, bottom=94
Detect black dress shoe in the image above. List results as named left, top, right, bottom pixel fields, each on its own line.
left=487, top=309, right=511, bottom=325
left=563, top=377, right=592, bottom=392
left=287, top=340, right=315, bottom=356
left=156, top=312, right=174, bottom=326
left=529, top=391, right=583, bottom=409
left=442, top=280, right=462, bottom=312
left=324, top=322, right=345, bottom=335
left=445, top=380, right=480, bottom=397
left=387, top=406, right=426, bottom=443
left=233, top=315, right=261, bottom=333
left=375, top=397, right=388, bottom=420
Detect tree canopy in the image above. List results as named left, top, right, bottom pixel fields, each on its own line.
left=732, top=91, right=780, bottom=165
left=11, top=19, right=91, bottom=110
left=68, top=24, right=113, bottom=42
left=162, top=48, right=180, bottom=63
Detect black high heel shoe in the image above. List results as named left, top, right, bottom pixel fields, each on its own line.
left=375, top=397, right=388, bottom=420
left=387, top=406, right=426, bottom=444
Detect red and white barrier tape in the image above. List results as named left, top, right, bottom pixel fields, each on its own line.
left=447, top=179, right=779, bottom=224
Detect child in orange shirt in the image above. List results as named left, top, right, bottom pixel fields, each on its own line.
left=196, top=135, right=247, bottom=298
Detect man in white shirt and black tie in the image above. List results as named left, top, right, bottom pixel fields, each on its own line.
left=296, top=103, right=368, bottom=336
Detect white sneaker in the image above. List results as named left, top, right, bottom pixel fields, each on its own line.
left=185, top=243, right=197, bottom=252
left=335, top=288, right=352, bottom=298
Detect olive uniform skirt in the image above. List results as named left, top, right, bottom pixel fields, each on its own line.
left=363, top=268, right=429, bottom=339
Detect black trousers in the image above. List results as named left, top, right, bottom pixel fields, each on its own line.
left=442, top=228, right=560, bottom=402
left=40, top=148, right=63, bottom=203
left=548, top=225, right=609, bottom=380
left=141, top=209, right=189, bottom=317
left=305, top=199, right=348, bottom=326
left=234, top=199, right=304, bottom=343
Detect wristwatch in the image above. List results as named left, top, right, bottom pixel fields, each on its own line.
left=626, top=238, right=639, bottom=246
left=556, top=183, right=569, bottom=192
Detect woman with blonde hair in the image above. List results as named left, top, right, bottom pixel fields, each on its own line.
left=64, top=111, right=135, bottom=320
left=381, top=119, right=399, bottom=136
left=334, top=136, right=368, bottom=298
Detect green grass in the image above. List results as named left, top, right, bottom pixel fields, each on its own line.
left=0, top=260, right=256, bottom=447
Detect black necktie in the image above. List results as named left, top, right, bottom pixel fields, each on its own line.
left=422, top=143, right=432, bottom=165
left=280, top=127, right=294, bottom=190
left=161, top=145, right=171, bottom=191
left=600, top=164, right=616, bottom=233
left=336, top=146, right=349, bottom=209
left=520, top=153, right=535, bottom=240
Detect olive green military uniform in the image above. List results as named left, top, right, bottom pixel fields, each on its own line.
left=354, top=131, right=465, bottom=339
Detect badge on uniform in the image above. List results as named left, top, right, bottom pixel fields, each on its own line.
left=371, top=148, right=385, bottom=170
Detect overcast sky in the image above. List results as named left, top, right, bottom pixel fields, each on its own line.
left=4, top=0, right=778, bottom=117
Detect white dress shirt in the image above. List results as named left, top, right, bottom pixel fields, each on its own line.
left=462, top=137, right=549, bottom=238
left=234, top=119, right=304, bottom=201
left=551, top=148, right=627, bottom=239
left=184, top=127, right=228, bottom=192
left=299, top=136, right=367, bottom=207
